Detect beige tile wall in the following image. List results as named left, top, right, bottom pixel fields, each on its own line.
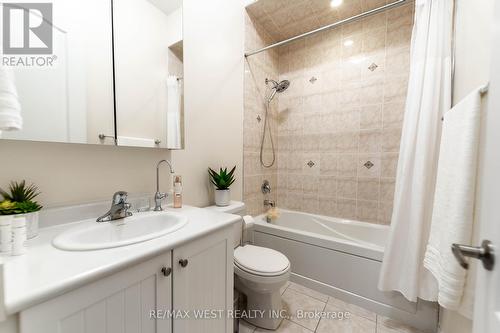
left=243, top=12, right=280, bottom=216
left=244, top=2, right=413, bottom=223
left=276, top=3, right=413, bottom=224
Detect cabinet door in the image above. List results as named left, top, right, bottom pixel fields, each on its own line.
left=20, top=252, right=172, bottom=333
left=173, top=227, right=234, bottom=333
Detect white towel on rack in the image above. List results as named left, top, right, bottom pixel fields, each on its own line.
left=166, top=75, right=182, bottom=149
left=0, top=66, right=22, bottom=134
left=117, top=136, right=156, bottom=147
left=423, top=85, right=484, bottom=312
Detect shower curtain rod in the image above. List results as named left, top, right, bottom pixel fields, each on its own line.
left=245, top=0, right=409, bottom=57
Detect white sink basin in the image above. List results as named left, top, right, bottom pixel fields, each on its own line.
left=52, top=211, right=188, bottom=251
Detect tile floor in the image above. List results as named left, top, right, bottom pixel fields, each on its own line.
left=238, top=281, right=426, bottom=333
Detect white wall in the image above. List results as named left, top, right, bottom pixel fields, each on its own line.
left=453, top=0, right=494, bottom=104
left=171, top=0, right=245, bottom=207
left=440, top=1, right=495, bottom=333
left=0, top=140, right=170, bottom=207
left=165, top=7, right=183, bottom=46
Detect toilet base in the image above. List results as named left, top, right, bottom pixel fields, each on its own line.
left=235, top=276, right=285, bottom=330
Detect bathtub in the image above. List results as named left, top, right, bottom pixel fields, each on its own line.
left=252, top=209, right=438, bottom=333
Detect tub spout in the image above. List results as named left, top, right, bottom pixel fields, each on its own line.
left=264, top=199, right=275, bottom=208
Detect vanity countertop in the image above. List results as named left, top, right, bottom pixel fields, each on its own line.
left=2, top=205, right=240, bottom=315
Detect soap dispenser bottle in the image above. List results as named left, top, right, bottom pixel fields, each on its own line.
left=173, top=175, right=182, bottom=208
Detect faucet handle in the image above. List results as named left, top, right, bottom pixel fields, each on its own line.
left=96, top=191, right=132, bottom=222
left=112, top=191, right=128, bottom=204
left=261, top=180, right=271, bottom=194
left=155, top=192, right=167, bottom=200
left=154, top=192, right=167, bottom=211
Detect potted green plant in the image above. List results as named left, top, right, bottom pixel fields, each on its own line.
left=0, top=180, right=43, bottom=239
left=208, top=166, right=236, bottom=207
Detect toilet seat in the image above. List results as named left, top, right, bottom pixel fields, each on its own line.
left=234, top=245, right=290, bottom=277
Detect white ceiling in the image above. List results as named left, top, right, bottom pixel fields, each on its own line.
left=148, top=0, right=182, bottom=16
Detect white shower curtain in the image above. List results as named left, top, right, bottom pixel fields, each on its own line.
left=166, top=75, right=182, bottom=149
left=378, top=0, right=453, bottom=302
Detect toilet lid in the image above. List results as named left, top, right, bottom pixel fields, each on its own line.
left=234, top=245, right=290, bottom=276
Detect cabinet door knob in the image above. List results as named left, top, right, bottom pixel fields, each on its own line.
left=179, top=259, right=188, bottom=267
left=161, top=267, right=172, bottom=276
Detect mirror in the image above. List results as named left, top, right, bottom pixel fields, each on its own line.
left=113, top=0, right=184, bottom=149
left=0, top=0, right=183, bottom=149
left=0, top=0, right=115, bottom=145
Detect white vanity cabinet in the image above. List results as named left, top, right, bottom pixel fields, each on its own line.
left=19, top=252, right=173, bottom=333
left=18, top=227, right=234, bottom=333
left=173, top=228, right=234, bottom=333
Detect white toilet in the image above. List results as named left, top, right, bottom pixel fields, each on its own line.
left=206, top=201, right=290, bottom=330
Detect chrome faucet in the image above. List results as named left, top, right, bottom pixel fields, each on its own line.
left=154, top=159, right=175, bottom=211
left=96, top=191, right=133, bottom=222
left=264, top=199, right=276, bottom=223
left=264, top=199, right=275, bottom=208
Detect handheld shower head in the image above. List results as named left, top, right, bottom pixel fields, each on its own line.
left=275, top=80, right=290, bottom=93
left=265, top=78, right=290, bottom=102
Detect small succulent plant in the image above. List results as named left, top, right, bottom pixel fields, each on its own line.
left=0, top=180, right=43, bottom=215
left=208, top=166, right=236, bottom=190
left=0, top=180, right=40, bottom=202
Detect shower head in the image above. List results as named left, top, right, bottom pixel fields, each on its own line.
left=265, top=78, right=290, bottom=102
left=275, top=80, right=290, bottom=92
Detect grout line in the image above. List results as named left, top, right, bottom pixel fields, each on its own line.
left=288, top=319, right=316, bottom=333
left=314, top=298, right=329, bottom=333
left=377, top=10, right=389, bottom=227
left=282, top=284, right=327, bottom=332
left=287, top=284, right=329, bottom=303
left=281, top=283, right=290, bottom=295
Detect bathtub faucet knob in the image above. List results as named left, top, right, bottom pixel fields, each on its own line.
left=261, top=180, right=271, bottom=194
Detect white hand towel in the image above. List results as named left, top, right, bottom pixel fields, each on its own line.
left=117, top=136, right=156, bottom=147
left=423, top=86, right=484, bottom=312
left=0, top=67, right=22, bottom=132
left=166, top=75, right=182, bottom=149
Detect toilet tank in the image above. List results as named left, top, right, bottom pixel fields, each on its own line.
left=206, top=201, right=247, bottom=248
left=206, top=201, right=246, bottom=216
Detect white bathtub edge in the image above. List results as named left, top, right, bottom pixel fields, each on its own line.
left=253, top=223, right=384, bottom=262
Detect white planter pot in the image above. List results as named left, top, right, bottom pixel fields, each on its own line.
left=23, top=211, right=39, bottom=239
left=215, top=189, right=231, bottom=207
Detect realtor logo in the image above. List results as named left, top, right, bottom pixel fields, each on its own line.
left=2, top=3, right=53, bottom=54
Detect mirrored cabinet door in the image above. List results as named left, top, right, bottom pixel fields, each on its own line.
left=0, top=0, right=183, bottom=149
left=0, top=0, right=115, bottom=145
left=113, top=0, right=184, bottom=149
